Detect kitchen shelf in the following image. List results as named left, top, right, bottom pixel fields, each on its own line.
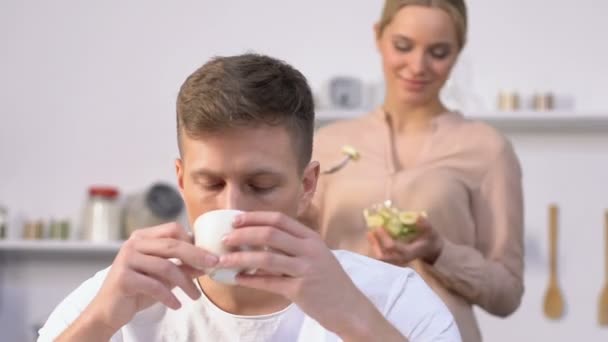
left=315, top=110, right=608, bottom=132
left=0, top=239, right=122, bottom=254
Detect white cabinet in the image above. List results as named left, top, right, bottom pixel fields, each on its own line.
left=0, top=240, right=121, bottom=341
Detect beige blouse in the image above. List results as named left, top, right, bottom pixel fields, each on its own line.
left=310, top=109, right=524, bottom=342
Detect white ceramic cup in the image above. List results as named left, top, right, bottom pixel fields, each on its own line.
left=193, top=209, right=247, bottom=285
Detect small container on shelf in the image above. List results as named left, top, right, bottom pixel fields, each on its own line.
left=49, top=219, right=70, bottom=240
left=497, top=91, right=520, bottom=111
left=0, top=206, right=7, bottom=239
left=532, top=93, right=555, bottom=111
left=23, top=220, right=44, bottom=240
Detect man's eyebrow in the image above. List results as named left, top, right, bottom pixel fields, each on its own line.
left=244, top=168, right=284, bottom=177
left=190, top=169, right=222, bottom=178
left=190, top=168, right=284, bottom=178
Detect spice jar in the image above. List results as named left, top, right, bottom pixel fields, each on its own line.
left=533, top=93, right=554, bottom=111
left=23, top=220, right=44, bottom=239
left=50, top=219, right=70, bottom=240
left=0, top=206, right=7, bottom=239
left=497, top=91, right=520, bottom=111
left=81, top=186, right=121, bottom=241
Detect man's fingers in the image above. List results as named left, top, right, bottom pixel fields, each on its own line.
left=129, top=222, right=191, bottom=241
left=218, top=251, right=303, bottom=277
left=128, top=254, right=201, bottom=301
left=127, top=272, right=182, bottom=310
left=223, top=226, right=304, bottom=256
left=131, top=238, right=218, bottom=270
left=233, top=212, right=316, bottom=239
left=179, top=264, right=206, bottom=280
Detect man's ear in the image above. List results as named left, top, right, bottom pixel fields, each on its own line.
left=297, top=161, right=320, bottom=217
left=175, top=158, right=185, bottom=198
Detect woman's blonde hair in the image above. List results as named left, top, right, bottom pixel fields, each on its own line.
left=377, top=0, right=468, bottom=49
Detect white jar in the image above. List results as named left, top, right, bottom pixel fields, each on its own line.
left=81, top=186, right=121, bottom=241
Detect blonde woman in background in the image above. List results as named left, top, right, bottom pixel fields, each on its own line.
left=310, top=1, right=524, bottom=341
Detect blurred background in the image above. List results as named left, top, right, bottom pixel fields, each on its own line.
left=0, top=0, right=607, bottom=340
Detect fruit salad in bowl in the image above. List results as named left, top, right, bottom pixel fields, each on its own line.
left=363, top=201, right=426, bottom=242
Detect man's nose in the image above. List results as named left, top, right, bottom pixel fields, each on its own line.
left=221, top=185, right=246, bottom=210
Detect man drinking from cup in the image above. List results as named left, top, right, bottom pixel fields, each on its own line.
left=38, top=53, right=460, bottom=342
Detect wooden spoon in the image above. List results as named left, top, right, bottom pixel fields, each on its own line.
left=543, top=204, right=565, bottom=320
left=598, top=209, right=608, bottom=326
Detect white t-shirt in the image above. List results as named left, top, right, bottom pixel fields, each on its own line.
left=38, top=250, right=461, bottom=341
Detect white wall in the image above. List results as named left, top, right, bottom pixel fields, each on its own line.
left=1, top=1, right=608, bottom=341
left=467, top=0, right=608, bottom=111
left=1, top=0, right=608, bottom=219
left=477, top=132, right=608, bottom=342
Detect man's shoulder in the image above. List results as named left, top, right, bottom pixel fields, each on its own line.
left=333, top=250, right=461, bottom=341
left=332, top=250, right=419, bottom=303
left=332, top=249, right=416, bottom=278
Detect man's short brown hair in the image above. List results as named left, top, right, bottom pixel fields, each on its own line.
left=176, top=53, right=315, bottom=169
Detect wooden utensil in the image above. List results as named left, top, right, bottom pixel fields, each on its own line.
left=543, top=204, right=565, bottom=320
left=598, top=210, right=608, bottom=326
